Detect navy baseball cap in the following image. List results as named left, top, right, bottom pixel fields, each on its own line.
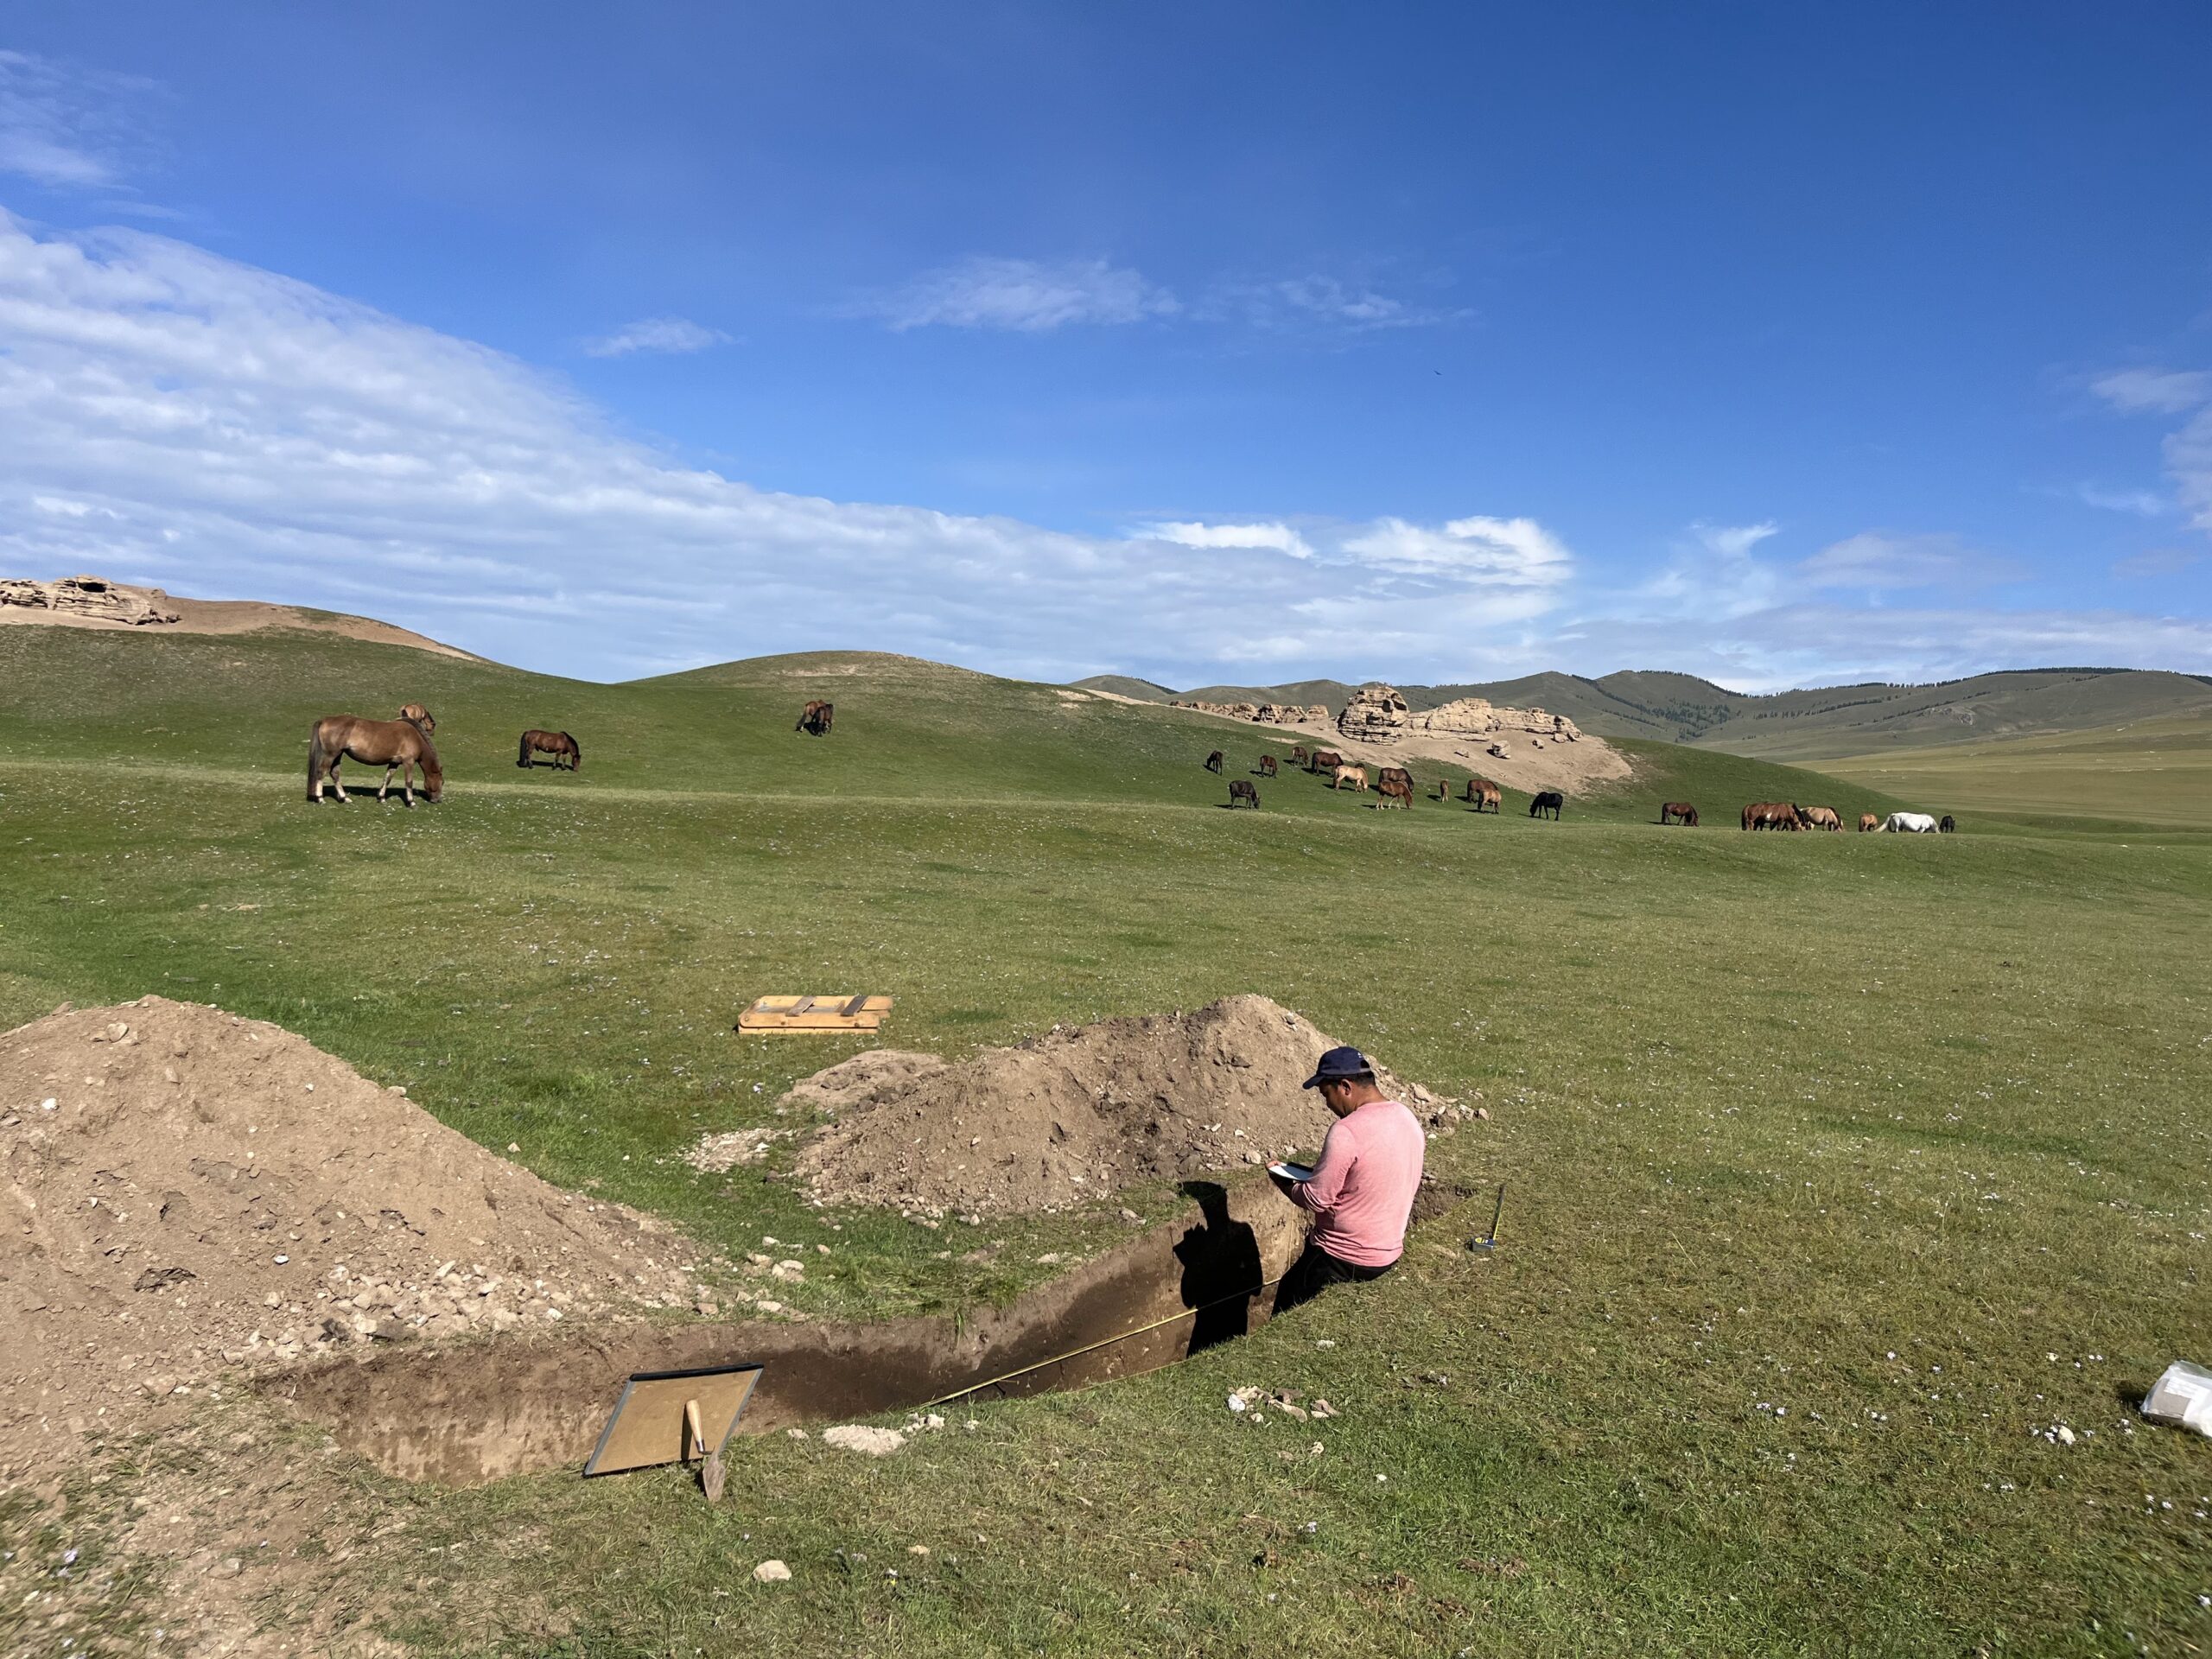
left=1302, top=1046, right=1375, bottom=1089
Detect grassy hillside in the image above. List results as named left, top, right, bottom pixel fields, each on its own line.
left=0, top=625, right=1897, bottom=829
left=1067, top=673, right=1177, bottom=701
left=3, top=625, right=2208, bottom=1656
left=1824, top=709, right=2212, bottom=830
left=1075, top=664, right=2212, bottom=767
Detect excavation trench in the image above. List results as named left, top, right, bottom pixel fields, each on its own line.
left=270, top=1178, right=1313, bottom=1485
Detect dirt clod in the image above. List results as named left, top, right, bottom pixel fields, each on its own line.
left=790, top=995, right=1408, bottom=1217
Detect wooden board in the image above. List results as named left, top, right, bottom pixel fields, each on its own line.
left=739, top=994, right=893, bottom=1033
left=584, top=1363, right=762, bottom=1477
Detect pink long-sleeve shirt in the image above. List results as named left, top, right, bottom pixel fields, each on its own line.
left=1289, top=1097, right=1425, bottom=1267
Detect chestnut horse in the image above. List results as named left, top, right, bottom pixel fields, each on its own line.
left=1465, top=778, right=1502, bottom=813
left=1255, top=754, right=1278, bottom=779
left=797, top=700, right=834, bottom=735
left=308, top=705, right=442, bottom=806
left=1660, top=801, right=1699, bottom=825
left=518, top=729, right=581, bottom=771
left=1859, top=812, right=1880, bottom=833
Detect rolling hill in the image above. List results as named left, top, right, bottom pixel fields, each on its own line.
left=1077, top=665, right=2212, bottom=760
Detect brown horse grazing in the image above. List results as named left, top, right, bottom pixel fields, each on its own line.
left=1255, top=754, right=1278, bottom=778
left=1465, top=777, right=1502, bottom=813
left=1376, top=777, right=1414, bottom=810
left=1205, top=749, right=1224, bottom=773
left=1660, top=801, right=1698, bottom=825
left=1377, top=766, right=1414, bottom=798
left=1308, top=748, right=1344, bottom=775
left=1801, top=805, right=1842, bottom=831
left=398, top=702, right=435, bottom=734
left=1332, top=764, right=1369, bottom=791
left=518, top=729, right=581, bottom=771
left=308, top=706, right=442, bottom=806
left=1431, top=780, right=1450, bottom=802
left=1289, top=744, right=1309, bottom=766
left=1228, top=779, right=1260, bottom=809
left=796, top=700, right=834, bottom=735
left=1742, top=801, right=1803, bottom=831
left=1859, top=812, right=1880, bottom=833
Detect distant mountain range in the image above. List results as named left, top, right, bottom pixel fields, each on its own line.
left=1069, top=667, right=2212, bottom=761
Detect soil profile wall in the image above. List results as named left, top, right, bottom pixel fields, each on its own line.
left=271, top=1178, right=1308, bottom=1484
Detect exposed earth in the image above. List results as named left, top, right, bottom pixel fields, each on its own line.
left=788, top=995, right=1461, bottom=1218
left=0, top=572, right=474, bottom=658
left=0, top=996, right=715, bottom=1476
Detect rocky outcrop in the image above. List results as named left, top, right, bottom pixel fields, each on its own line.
left=1171, top=700, right=1330, bottom=725
left=1408, top=696, right=1582, bottom=743
left=1337, top=684, right=1411, bottom=743
left=0, top=575, right=181, bottom=626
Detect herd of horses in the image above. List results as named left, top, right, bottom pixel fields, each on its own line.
left=301, top=699, right=1955, bottom=839
left=1199, top=747, right=1953, bottom=833
left=307, top=698, right=840, bottom=806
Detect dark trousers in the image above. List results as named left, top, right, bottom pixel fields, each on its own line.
left=1274, top=1240, right=1395, bottom=1313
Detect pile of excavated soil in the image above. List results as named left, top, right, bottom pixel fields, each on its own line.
left=0, top=996, right=710, bottom=1470
left=789, top=995, right=1433, bottom=1218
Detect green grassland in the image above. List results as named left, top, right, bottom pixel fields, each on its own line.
left=3, top=624, right=2209, bottom=1656
left=1825, top=712, right=2212, bottom=831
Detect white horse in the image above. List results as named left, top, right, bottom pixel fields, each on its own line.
left=1884, top=811, right=1939, bottom=834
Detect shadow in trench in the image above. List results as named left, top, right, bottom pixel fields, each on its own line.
left=1174, top=1180, right=1266, bottom=1354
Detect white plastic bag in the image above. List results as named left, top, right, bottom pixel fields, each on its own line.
left=2141, top=1360, right=2212, bottom=1437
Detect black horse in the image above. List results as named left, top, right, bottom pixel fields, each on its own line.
left=1529, top=790, right=1564, bottom=820
left=1939, top=814, right=1957, bottom=834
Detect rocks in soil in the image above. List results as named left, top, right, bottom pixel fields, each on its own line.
left=790, top=995, right=1414, bottom=1218
left=0, top=574, right=180, bottom=626
left=0, top=996, right=714, bottom=1471
left=753, top=1559, right=792, bottom=1583
left=822, top=1425, right=907, bottom=1457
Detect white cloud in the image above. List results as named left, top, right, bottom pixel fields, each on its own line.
left=1799, top=531, right=2008, bottom=592
left=582, top=316, right=732, bottom=358
left=0, top=211, right=1564, bottom=683
left=1141, top=520, right=1314, bottom=559
left=2074, top=484, right=2167, bottom=517
left=2092, top=368, right=2212, bottom=415
left=1222, top=275, right=1464, bottom=332
left=1339, top=515, right=1573, bottom=585
left=0, top=51, right=156, bottom=190
left=851, top=257, right=1178, bottom=333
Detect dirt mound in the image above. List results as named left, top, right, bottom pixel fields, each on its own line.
left=0, top=996, right=708, bottom=1471
left=789, top=995, right=1421, bottom=1218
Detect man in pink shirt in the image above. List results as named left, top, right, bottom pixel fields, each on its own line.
left=1268, top=1046, right=1425, bottom=1312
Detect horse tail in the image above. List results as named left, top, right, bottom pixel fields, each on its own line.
left=565, top=733, right=579, bottom=771
left=518, top=732, right=531, bottom=767
left=307, top=721, right=327, bottom=799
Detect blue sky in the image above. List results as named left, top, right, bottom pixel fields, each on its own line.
left=2, top=3, right=2209, bottom=689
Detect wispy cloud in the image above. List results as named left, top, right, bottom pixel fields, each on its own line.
left=582, top=316, right=733, bottom=358
left=1141, top=520, right=1314, bottom=559
left=0, top=212, right=1563, bottom=683
left=2073, top=483, right=2168, bottom=517
left=1216, top=274, right=1466, bottom=333
left=849, top=257, right=1178, bottom=333
left=2113, top=548, right=2202, bottom=581
left=1339, top=515, right=1572, bottom=585
left=1799, top=531, right=2011, bottom=593
left=0, top=50, right=157, bottom=190
left=2092, top=367, right=2212, bottom=415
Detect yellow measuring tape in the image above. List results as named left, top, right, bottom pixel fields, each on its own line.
left=923, top=1273, right=1288, bottom=1410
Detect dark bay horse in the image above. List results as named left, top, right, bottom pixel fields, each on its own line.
left=797, top=700, right=834, bottom=736
left=518, top=729, right=581, bottom=771
left=1529, top=791, right=1563, bottom=820
left=1660, top=801, right=1698, bottom=825
left=308, top=706, right=442, bottom=805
